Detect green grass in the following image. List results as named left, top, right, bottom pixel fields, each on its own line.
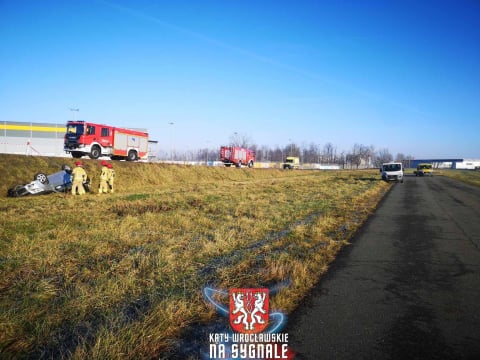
left=435, top=169, right=480, bottom=187
left=0, top=154, right=391, bottom=359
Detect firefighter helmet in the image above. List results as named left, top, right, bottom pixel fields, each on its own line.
left=75, top=161, right=83, bottom=167
left=101, top=160, right=108, bottom=166
left=107, top=163, right=112, bottom=168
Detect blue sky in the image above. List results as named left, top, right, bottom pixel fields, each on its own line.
left=1, top=0, right=479, bottom=158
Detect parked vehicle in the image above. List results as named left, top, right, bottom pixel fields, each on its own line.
left=414, top=163, right=433, bottom=176
left=64, top=121, right=149, bottom=161
left=219, top=146, right=255, bottom=167
left=380, top=162, right=404, bottom=183
left=282, top=156, right=300, bottom=169
left=7, top=165, right=90, bottom=197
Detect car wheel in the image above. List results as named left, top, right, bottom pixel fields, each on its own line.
left=34, top=173, right=49, bottom=184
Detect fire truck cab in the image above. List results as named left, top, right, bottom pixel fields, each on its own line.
left=64, top=121, right=149, bottom=161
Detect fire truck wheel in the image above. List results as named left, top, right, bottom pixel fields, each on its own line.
left=89, top=146, right=101, bottom=159
left=248, top=161, right=254, bottom=168
left=127, top=150, right=137, bottom=161
left=237, top=160, right=242, bottom=168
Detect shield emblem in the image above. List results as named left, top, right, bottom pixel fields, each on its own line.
left=229, top=288, right=269, bottom=333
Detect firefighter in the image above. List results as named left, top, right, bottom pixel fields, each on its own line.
left=71, top=161, right=87, bottom=195
left=107, top=163, right=115, bottom=193
left=98, top=160, right=109, bottom=194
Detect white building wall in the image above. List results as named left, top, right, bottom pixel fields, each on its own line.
left=0, top=121, right=67, bottom=157
left=454, top=160, right=480, bottom=170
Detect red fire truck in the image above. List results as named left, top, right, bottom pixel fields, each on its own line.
left=64, top=121, right=149, bottom=161
left=219, top=146, right=255, bottom=167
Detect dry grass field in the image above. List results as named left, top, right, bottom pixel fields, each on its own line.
left=0, top=154, right=392, bottom=359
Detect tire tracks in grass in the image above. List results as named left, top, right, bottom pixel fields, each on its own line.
left=197, top=180, right=388, bottom=286
left=171, top=181, right=391, bottom=358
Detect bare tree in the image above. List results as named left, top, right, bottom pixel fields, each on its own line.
left=347, top=144, right=362, bottom=169
left=272, top=146, right=283, bottom=162
left=362, top=145, right=375, bottom=168
left=375, top=148, right=393, bottom=167
left=323, top=143, right=335, bottom=164
left=229, top=132, right=253, bottom=148
left=256, top=145, right=272, bottom=162
left=338, top=151, right=347, bottom=169
left=396, top=153, right=415, bottom=168
left=284, top=142, right=300, bottom=158
left=303, top=142, right=318, bottom=163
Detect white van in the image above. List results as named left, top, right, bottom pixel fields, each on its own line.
left=380, top=162, right=404, bottom=183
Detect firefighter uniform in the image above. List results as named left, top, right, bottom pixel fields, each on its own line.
left=107, top=163, right=115, bottom=193
left=71, top=162, right=87, bottom=195
left=98, top=161, right=109, bottom=194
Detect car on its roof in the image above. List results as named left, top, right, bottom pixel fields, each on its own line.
left=6, top=165, right=89, bottom=197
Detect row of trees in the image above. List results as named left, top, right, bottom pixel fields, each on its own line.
left=156, top=133, right=413, bottom=168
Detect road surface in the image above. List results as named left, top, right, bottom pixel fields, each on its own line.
left=287, top=175, right=480, bottom=359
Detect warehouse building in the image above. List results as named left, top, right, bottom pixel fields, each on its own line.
left=409, top=159, right=480, bottom=170
left=1, top=121, right=67, bottom=157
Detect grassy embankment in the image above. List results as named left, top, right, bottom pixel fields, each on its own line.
left=0, top=154, right=391, bottom=359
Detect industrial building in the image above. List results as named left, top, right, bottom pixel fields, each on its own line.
left=1, top=121, right=66, bottom=157
left=408, top=159, right=480, bottom=170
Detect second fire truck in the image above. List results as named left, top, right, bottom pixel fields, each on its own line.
left=219, top=146, right=255, bottom=167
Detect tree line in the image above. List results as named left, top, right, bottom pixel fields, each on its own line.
left=157, top=132, right=413, bottom=168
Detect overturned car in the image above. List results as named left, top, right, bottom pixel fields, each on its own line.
left=7, top=165, right=90, bottom=197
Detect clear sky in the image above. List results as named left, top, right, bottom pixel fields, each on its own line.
left=1, top=0, right=479, bottom=158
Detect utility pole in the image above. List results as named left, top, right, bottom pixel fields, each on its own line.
left=168, top=122, right=174, bottom=161
left=205, top=140, right=211, bottom=165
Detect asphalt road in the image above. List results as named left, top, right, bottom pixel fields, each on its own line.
left=286, top=175, right=480, bottom=360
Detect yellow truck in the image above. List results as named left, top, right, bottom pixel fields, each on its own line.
left=282, top=156, right=300, bottom=169
left=414, top=163, right=433, bottom=176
